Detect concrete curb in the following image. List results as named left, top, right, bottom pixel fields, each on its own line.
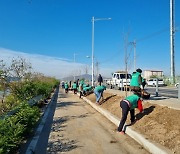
left=25, top=88, right=59, bottom=154
left=81, top=95, right=172, bottom=154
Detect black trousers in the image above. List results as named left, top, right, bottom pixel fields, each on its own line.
left=118, top=100, right=135, bottom=132
left=73, top=89, right=77, bottom=94
left=65, top=88, right=68, bottom=93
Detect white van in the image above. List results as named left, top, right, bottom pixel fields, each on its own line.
left=146, top=78, right=164, bottom=87
left=108, top=71, right=131, bottom=89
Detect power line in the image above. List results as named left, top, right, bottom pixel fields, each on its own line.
left=136, top=27, right=169, bottom=43
left=99, top=22, right=179, bottom=65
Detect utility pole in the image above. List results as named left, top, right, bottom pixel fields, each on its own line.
left=170, top=0, right=175, bottom=84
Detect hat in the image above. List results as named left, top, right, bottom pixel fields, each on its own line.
left=136, top=68, right=142, bottom=73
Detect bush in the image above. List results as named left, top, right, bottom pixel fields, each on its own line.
left=0, top=103, right=40, bottom=153
left=9, top=77, right=59, bottom=102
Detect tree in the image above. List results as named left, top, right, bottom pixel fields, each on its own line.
left=0, top=60, right=9, bottom=103
left=9, top=57, right=32, bottom=79
left=0, top=57, right=32, bottom=104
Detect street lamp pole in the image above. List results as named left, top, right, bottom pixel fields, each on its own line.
left=92, top=16, right=95, bottom=87
left=91, top=16, right=111, bottom=87
left=74, top=53, right=77, bottom=81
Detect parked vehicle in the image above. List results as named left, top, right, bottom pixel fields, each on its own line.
left=107, top=71, right=131, bottom=89
left=146, top=78, right=164, bottom=87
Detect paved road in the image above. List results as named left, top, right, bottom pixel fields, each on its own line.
left=145, top=86, right=178, bottom=98
left=47, top=89, right=149, bottom=154
left=105, top=84, right=179, bottom=98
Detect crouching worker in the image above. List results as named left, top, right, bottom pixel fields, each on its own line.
left=72, top=81, right=77, bottom=94
left=94, top=85, right=106, bottom=104
left=117, top=93, right=143, bottom=134
left=83, top=85, right=93, bottom=96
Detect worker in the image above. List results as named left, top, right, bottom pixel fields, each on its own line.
left=130, top=68, right=143, bottom=92
left=83, top=85, right=93, bottom=96
left=79, top=80, right=84, bottom=98
left=117, top=93, right=143, bottom=134
left=64, top=82, right=69, bottom=93
left=94, top=85, right=106, bottom=104
left=142, top=78, right=147, bottom=90
left=72, top=81, right=77, bottom=94
left=97, top=74, right=103, bottom=86
left=76, top=79, right=79, bottom=88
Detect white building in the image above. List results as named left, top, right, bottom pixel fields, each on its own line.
left=143, top=70, right=163, bottom=79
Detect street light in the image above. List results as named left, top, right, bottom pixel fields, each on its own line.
left=91, top=16, right=111, bottom=86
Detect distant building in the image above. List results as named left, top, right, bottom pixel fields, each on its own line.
left=143, top=70, right=163, bottom=79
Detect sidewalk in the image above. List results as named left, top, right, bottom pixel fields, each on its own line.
left=47, top=89, right=149, bottom=154
left=106, top=89, right=180, bottom=110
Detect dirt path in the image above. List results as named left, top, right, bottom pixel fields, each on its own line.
left=47, top=89, right=149, bottom=154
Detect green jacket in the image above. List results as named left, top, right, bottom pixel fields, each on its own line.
left=78, top=82, right=84, bottom=91
left=64, top=83, right=69, bottom=89
left=130, top=72, right=141, bottom=87
left=72, top=83, right=77, bottom=89
left=83, top=86, right=92, bottom=92
left=94, top=85, right=106, bottom=92
left=125, top=94, right=140, bottom=110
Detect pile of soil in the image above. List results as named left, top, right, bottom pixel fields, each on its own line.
left=86, top=92, right=180, bottom=153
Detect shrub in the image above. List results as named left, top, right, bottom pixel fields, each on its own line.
left=0, top=103, right=40, bottom=153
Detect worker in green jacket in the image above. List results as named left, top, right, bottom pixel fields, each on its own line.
left=64, top=82, right=69, bottom=93
left=94, top=85, right=106, bottom=104
left=79, top=80, right=84, bottom=98
left=130, top=68, right=143, bottom=92
left=83, top=85, right=93, bottom=96
left=117, top=93, right=143, bottom=134
left=72, top=81, right=77, bottom=94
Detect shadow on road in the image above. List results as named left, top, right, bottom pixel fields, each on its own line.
left=149, top=96, right=167, bottom=100
left=47, top=139, right=79, bottom=153
left=58, top=93, right=67, bottom=98
left=47, top=116, right=81, bottom=153
left=56, top=101, right=86, bottom=110
left=47, top=114, right=88, bottom=153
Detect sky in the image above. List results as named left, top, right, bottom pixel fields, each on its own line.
left=0, top=0, right=179, bottom=79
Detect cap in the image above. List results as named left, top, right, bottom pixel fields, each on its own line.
left=136, top=68, right=142, bottom=73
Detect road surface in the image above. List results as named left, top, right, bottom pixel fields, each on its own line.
left=105, top=84, right=179, bottom=98
left=47, top=89, right=149, bottom=154
left=145, top=86, right=178, bottom=98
